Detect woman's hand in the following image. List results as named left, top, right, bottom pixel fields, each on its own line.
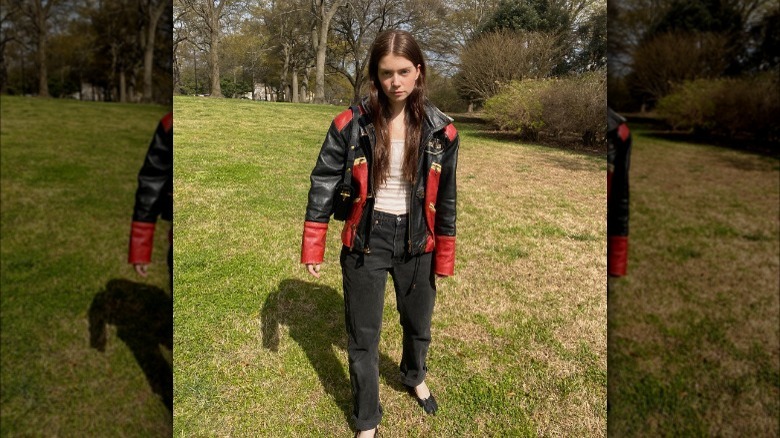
left=134, top=263, right=149, bottom=277
left=306, top=263, right=322, bottom=279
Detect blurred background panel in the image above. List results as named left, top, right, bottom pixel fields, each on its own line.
left=607, top=0, right=779, bottom=436
left=1, top=0, right=173, bottom=436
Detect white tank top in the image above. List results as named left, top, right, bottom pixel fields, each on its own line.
left=374, top=139, right=411, bottom=214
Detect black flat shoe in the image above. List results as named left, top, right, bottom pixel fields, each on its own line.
left=405, top=384, right=438, bottom=415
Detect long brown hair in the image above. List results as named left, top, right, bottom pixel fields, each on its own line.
left=367, top=29, right=427, bottom=190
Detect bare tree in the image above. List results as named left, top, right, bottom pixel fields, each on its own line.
left=139, top=0, right=168, bottom=102
left=9, top=0, right=65, bottom=97
left=329, top=0, right=416, bottom=103
left=90, top=0, right=143, bottom=102
left=309, top=0, right=346, bottom=103
left=182, top=0, right=243, bottom=97
left=173, top=0, right=189, bottom=91
left=457, top=29, right=564, bottom=103
left=1, top=0, right=20, bottom=93
left=631, top=31, right=729, bottom=104
left=264, top=0, right=310, bottom=101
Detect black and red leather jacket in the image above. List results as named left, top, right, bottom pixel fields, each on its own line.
left=128, top=112, right=173, bottom=264
left=301, top=99, right=459, bottom=276
left=607, top=108, right=631, bottom=277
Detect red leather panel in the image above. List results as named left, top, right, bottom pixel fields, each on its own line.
left=301, top=221, right=329, bottom=264
left=129, top=221, right=156, bottom=264
left=424, top=164, right=441, bottom=252
left=618, top=123, right=630, bottom=142
left=608, top=235, right=628, bottom=277
left=434, top=235, right=456, bottom=277
left=341, top=160, right=369, bottom=249
left=444, top=123, right=457, bottom=142
left=334, top=108, right=353, bottom=132
left=161, top=112, right=173, bottom=132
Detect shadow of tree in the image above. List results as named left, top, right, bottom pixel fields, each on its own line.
left=450, top=113, right=605, bottom=155
left=88, top=279, right=172, bottom=412
left=261, top=279, right=404, bottom=427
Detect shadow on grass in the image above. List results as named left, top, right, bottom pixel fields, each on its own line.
left=623, top=116, right=779, bottom=158
left=449, top=113, right=605, bottom=157
left=642, top=131, right=779, bottom=157
left=88, top=279, right=172, bottom=412
left=261, top=279, right=404, bottom=428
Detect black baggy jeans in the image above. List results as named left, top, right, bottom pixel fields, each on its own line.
left=340, top=210, right=437, bottom=430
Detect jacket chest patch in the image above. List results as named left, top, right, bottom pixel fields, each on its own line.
left=425, top=138, right=444, bottom=155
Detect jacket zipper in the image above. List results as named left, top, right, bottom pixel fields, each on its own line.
left=410, top=129, right=438, bottom=254
left=364, top=123, right=375, bottom=254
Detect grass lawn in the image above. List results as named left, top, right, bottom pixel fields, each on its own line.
left=608, top=126, right=780, bottom=436
left=173, top=96, right=607, bottom=436
left=1, top=96, right=172, bottom=436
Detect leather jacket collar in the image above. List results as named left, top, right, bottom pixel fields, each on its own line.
left=358, top=97, right=454, bottom=144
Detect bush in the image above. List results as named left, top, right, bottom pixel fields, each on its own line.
left=484, top=79, right=552, bottom=140
left=539, top=70, right=606, bottom=146
left=484, top=70, right=607, bottom=146
left=657, top=73, right=780, bottom=141
left=457, top=29, right=564, bottom=103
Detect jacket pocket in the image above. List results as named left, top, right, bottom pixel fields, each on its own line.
left=424, top=162, right=441, bottom=252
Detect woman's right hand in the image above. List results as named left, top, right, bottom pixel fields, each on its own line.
left=306, top=263, right=322, bottom=279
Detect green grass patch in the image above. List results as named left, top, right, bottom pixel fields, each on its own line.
left=174, top=97, right=606, bottom=436
left=1, top=96, right=172, bottom=436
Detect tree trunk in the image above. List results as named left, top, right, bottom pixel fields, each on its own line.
left=0, top=47, right=7, bottom=95
left=36, top=24, right=48, bottom=97
left=209, top=15, right=222, bottom=97
left=109, top=44, right=118, bottom=101
left=291, top=67, right=298, bottom=103
left=353, top=64, right=363, bottom=104
left=311, top=0, right=346, bottom=104
left=280, top=44, right=290, bottom=102
left=302, top=67, right=311, bottom=102
left=120, top=70, right=126, bottom=102
left=142, top=1, right=165, bottom=103
left=314, top=33, right=326, bottom=103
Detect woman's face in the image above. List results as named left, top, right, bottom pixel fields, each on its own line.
left=377, top=54, right=420, bottom=106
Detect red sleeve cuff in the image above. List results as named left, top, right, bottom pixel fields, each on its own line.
left=129, top=221, right=156, bottom=264
left=301, top=221, right=328, bottom=264
left=608, top=235, right=628, bottom=277
left=434, top=235, right=456, bottom=277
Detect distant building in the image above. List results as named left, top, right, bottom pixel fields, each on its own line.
left=71, top=82, right=104, bottom=101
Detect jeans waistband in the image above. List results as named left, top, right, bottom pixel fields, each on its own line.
left=373, top=209, right=408, bottom=222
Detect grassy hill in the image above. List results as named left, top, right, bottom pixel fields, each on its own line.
left=173, top=96, right=607, bottom=436
left=0, top=96, right=172, bottom=436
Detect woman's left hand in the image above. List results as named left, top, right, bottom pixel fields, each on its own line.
left=306, top=263, right=322, bottom=279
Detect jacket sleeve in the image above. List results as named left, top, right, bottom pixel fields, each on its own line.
left=607, top=119, right=631, bottom=277
left=433, top=124, right=459, bottom=276
left=301, top=112, right=350, bottom=264
left=129, top=112, right=173, bottom=264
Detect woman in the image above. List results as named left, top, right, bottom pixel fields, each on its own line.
left=301, top=29, right=459, bottom=437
